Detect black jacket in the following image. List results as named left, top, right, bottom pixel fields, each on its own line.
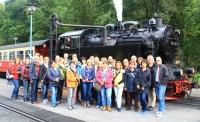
left=39, top=64, right=49, bottom=85
left=137, top=68, right=151, bottom=91
left=155, top=64, right=169, bottom=85
left=149, top=63, right=157, bottom=88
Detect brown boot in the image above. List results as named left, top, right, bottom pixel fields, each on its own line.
left=107, top=106, right=112, bottom=112
left=101, top=106, right=106, bottom=111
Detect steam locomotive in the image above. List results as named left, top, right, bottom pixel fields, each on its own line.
left=56, top=16, right=180, bottom=63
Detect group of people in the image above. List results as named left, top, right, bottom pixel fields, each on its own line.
left=6, top=53, right=169, bottom=117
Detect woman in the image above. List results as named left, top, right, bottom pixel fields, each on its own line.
left=21, top=58, right=30, bottom=101
left=113, top=61, right=124, bottom=112
left=95, top=61, right=103, bottom=108
left=66, top=61, right=80, bottom=110
left=81, top=59, right=95, bottom=107
left=124, top=61, right=139, bottom=111
left=39, top=57, right=50, bottom=104
left=10, top=58, right=20, bottom=100
left=48, top=61, right=61, bottom=107
left=138, top=59, right=151, bottom=112
left=96, top=61, right=113, bottom=112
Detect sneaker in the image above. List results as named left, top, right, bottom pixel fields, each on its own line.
left=72, top=105, right=77, bottom=109
left=42, top=100, right=46, bottom=104
left=68, top=106, right=73, bottom=110
left=96, top=105, right=100, bottom=108
left=117, top=108, right=121, bottom=112
left=155, top=111, right=163, bottom=117
left=52, top=104, right=56, bottom=107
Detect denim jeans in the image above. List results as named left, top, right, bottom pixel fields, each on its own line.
left=101, top=87, right=112, bottom=106
left=23, top=80, right=30, bottom=99
left=140, top=90, right=148, bottom=112
left=114, top=87, right=124, bottom=108
left=11, top=79, right=19, bottom=98
left=82, top=82, right=93, bottom=102
left=96, top=90, right=102, bottom=106
left=30, top=79, right=38, bottom=102
left=42, top=84, right=49, bottom=100
left=155, top=84, right=167, bottom=112
left=50, top=85, right=58, bottom=106
left=67, top=87, right=76, bottom=107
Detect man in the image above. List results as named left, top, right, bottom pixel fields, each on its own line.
left=130, top=55, right=137, bottom=68
left=147, top=55, right=156, bottom=110
left=64, top=53, right=71, bottom=68
left=29, top=55, right=40, bottom=104
left=155, top=56, right=169, bottom=117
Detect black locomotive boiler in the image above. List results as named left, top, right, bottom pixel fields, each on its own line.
left=55, top=16, right=179, bottom=63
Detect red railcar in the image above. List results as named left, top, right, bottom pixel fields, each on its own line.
left=0, top=40, right=49, bottom=77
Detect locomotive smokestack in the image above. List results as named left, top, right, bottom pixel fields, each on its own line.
left=154, top=16, right=163, bottom=27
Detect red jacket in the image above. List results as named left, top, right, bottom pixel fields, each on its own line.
left=21, top=64, right=30, bottom=80
left=10, top=64, right=19, bottom=80
left=96, top=68, right=113, bottom=88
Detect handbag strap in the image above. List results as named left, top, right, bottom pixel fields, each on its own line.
left=113, top=71, right=121, bottom=82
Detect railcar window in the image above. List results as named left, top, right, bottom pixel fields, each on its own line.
left=9, top=51, right=15, bottom=60
left=25, top=50, right=33, bottom=58
left=3, top=52, right=7, bottom=60
left=17, top=51, right=24, bottom=60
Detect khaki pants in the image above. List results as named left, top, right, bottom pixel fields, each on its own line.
left=148, top=88, right=156, bottom=107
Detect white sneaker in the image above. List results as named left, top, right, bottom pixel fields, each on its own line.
left=72, top=105, right=77, bottom=109
left=155, top=111, right=163, bottom=117
left=42, top=100, right=46, bottom=104
left=43, top=99, right=48, bottom=104
left=68, top=106, right=73, bottom=110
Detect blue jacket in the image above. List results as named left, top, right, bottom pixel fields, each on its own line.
left=124, top=69, right=139, bottom=92
left=76, top=63, right=82, bottom=76
left=29, top=63, right=40, bottom=81
left=48, top=67, right=61, bottom=86
left=81, top=66, right=95, bottom=82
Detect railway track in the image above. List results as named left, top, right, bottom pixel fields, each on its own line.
left=168, top=96, right=200, bottom=107
left=0, top=103, right=48, bottom=122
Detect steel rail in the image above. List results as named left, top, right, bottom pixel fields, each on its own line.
left=0, top=103, right=48, bottom=122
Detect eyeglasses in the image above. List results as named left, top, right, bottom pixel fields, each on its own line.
left=156, top=60, right=161, bottom=61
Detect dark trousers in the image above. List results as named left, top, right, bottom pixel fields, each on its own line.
left=77, top=80, right=83, bottom=102
left=140, top=90, right=148, bottom=112
left=124, top=91, right=128, bottom=107
left=127, top=91, right=139, bottom=110
left=56, top=80, right=64, bottom=101
left=111, top=88, right=116, bottom=107
left=31, top=79, right=38, bottom=102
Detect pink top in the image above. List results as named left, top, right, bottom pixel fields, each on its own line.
left=96, top=68, right=113, bottom=88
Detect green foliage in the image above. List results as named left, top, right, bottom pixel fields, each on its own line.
left=0, top=0, right=199, bottom=70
